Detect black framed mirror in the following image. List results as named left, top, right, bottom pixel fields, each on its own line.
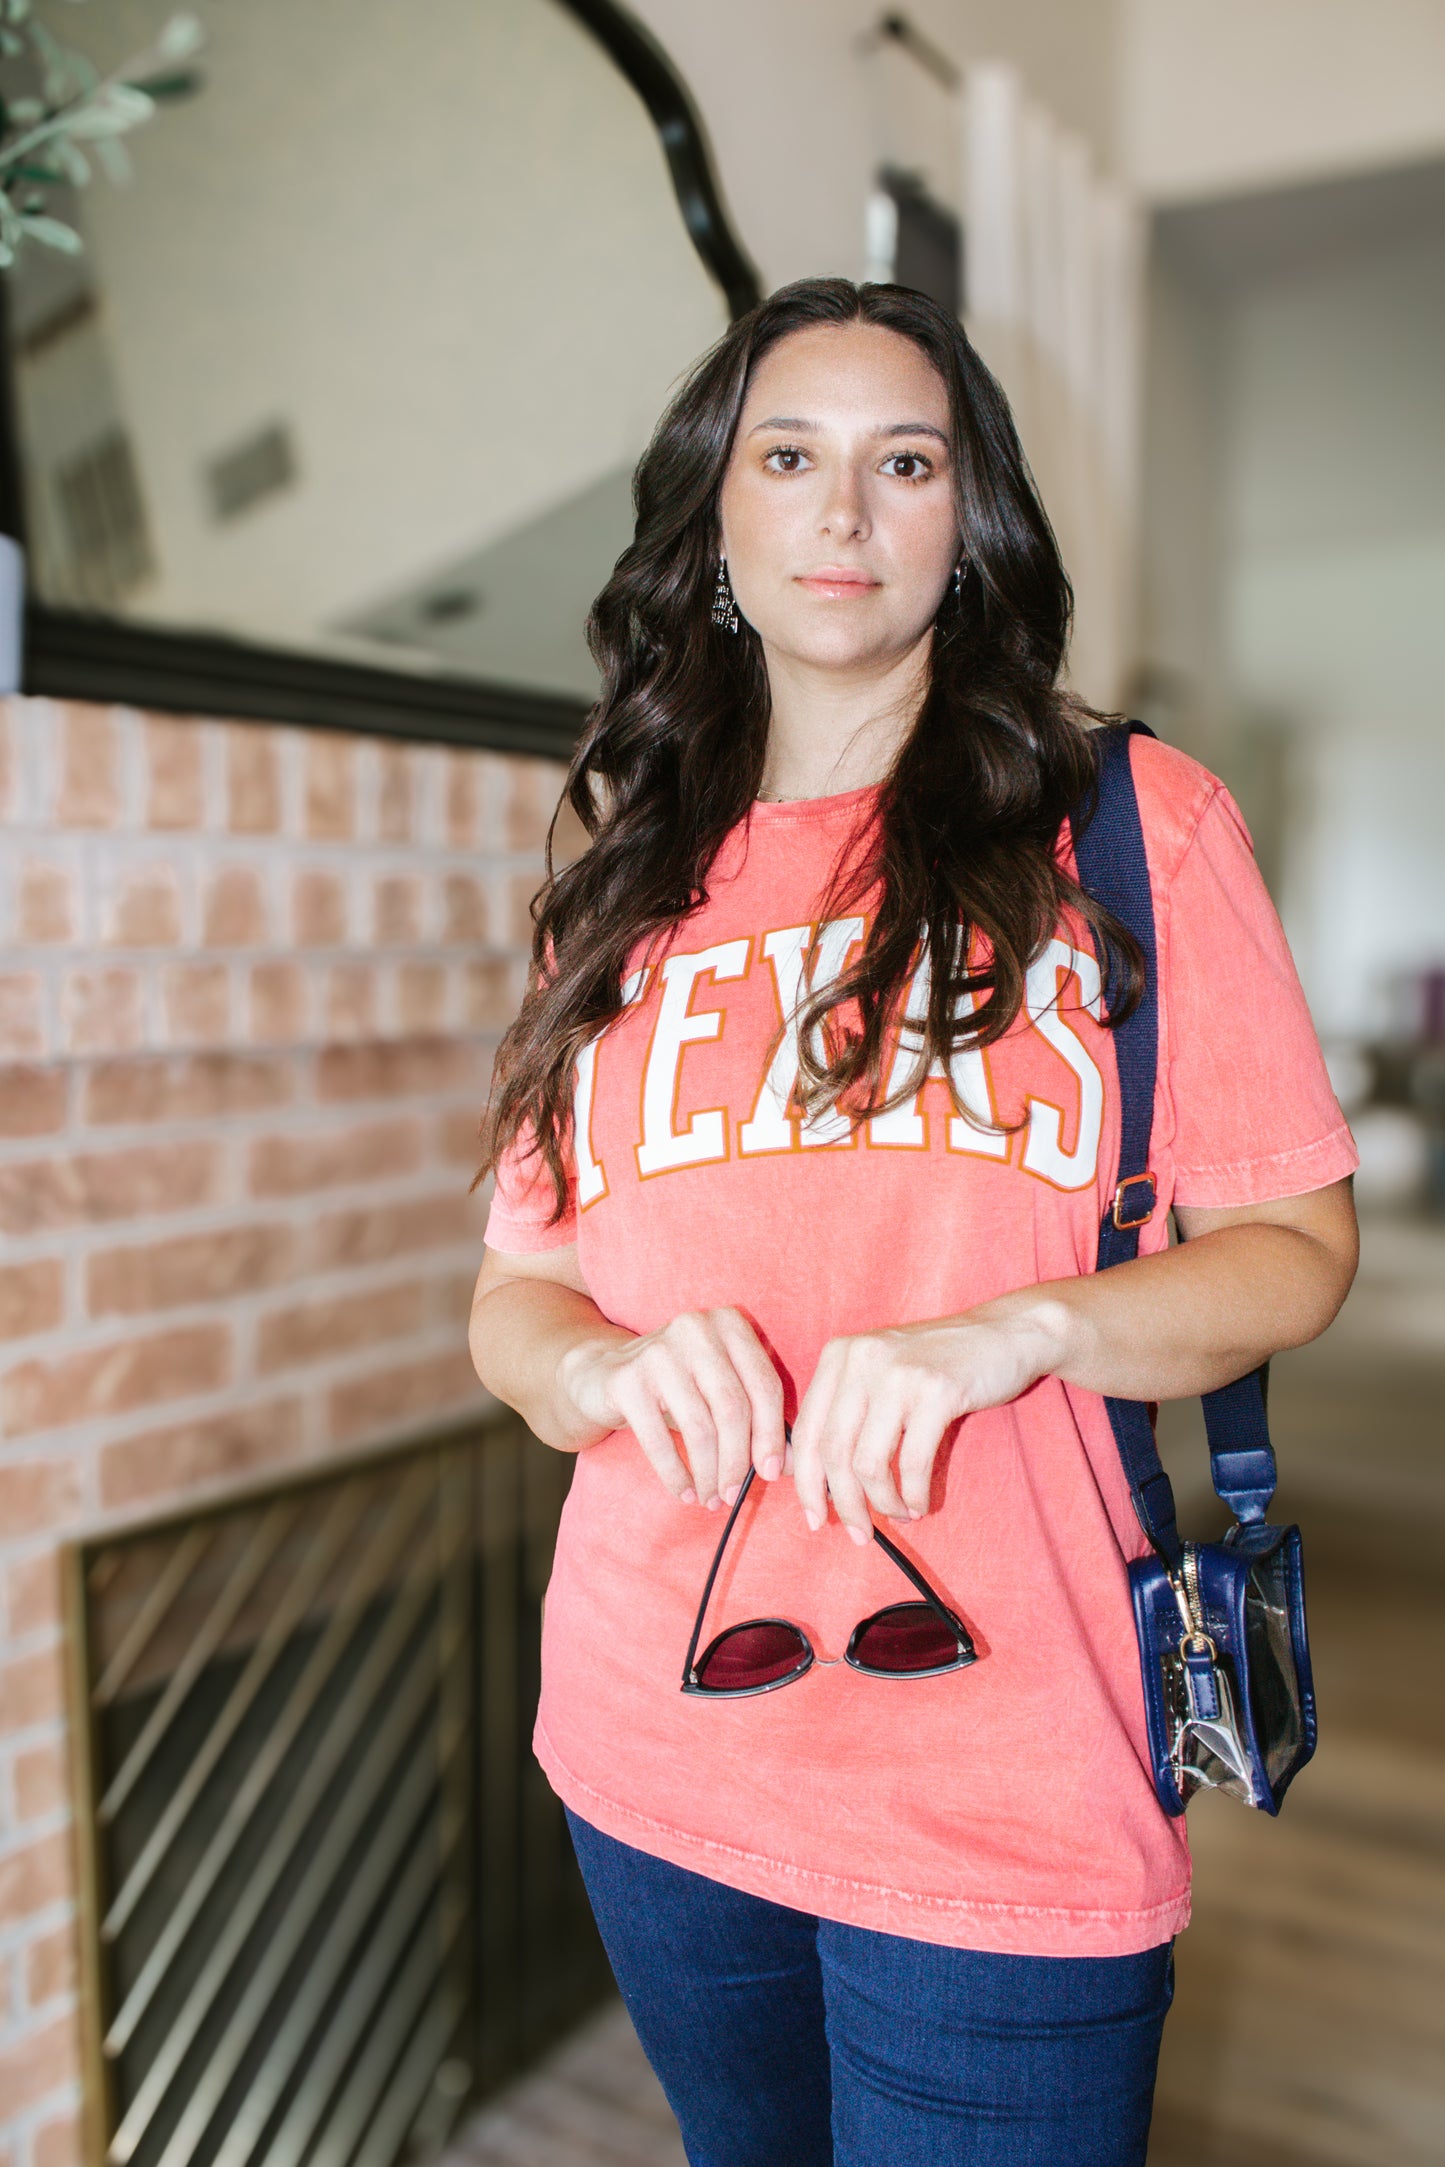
left=1, top=0, right=759, bottom=753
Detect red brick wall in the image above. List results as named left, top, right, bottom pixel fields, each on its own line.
left=0, top=696, right=568, bottom=2166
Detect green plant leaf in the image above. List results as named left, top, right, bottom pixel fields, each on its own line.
left=0, top=0, right=205, bottom=266
left=92, top=131, right=132, bottom=184
left=130, top=69, right=203, bottom=102
left=63, top=83, right=157, bottom=137
left=157, top=12, right=206, bottom=63
left=31, top=22, right=99, bottom=105
left=53, top=135, right=91, bottom=185
left=20, top=210, right=81, bottom=252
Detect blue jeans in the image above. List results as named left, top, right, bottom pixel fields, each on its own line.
left=566, top=1810, right=1174, bottom=2167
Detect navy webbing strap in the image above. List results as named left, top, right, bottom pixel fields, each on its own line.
left=1070, top=723, right=1278, bottom=1567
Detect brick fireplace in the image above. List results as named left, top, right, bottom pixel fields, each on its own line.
left=0, top=695, right=574, bottom=2167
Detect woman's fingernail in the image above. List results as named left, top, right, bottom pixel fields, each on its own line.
left=705, top=1494, right=721, bottom=1511
left=679, top=1488, right=697, bottom=1505
left=761, top=1456, right=783, bottom=1481
left=847, top=1524, right=870, bottom=1547
left=907, top=1508, right=924, bottom=1521
left=804, top=1510, right=822, bottom=1533
left=721, top=1483, right=741, bottom=1507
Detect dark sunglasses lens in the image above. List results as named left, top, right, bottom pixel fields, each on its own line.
left=695, top=1621, right=811, bottom=1693
left=849, top=1602, right=967, bottom=1675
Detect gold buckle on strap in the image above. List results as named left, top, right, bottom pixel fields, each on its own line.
left=1112, top=1172, right=1157, bottom=1230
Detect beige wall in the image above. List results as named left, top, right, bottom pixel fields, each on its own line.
left=1140, top=198, right=1445, bottom=1039
left=1125, top=0, right=1445, bottom=1048
left=1136, top=239, right=1228, bottom=755
left=1222, top=223, right=1445, bottom=1037
left=1120, top=0, right=1445, bottom=202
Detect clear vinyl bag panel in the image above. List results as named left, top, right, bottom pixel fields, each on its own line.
left=1240, top=1543, right=1308, bottom=1789
left=1131, top=1525, right=1316, bottom=1817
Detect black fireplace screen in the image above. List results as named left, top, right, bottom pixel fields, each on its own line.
left=63, top=1412, right=611, bottom=2167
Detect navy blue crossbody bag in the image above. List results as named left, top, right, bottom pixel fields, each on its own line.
left=1072, top=723, right=1317, bottom=1816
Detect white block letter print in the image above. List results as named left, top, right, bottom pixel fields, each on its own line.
left=739, top=918, right=865, bottom=1153
left=869, top=940, right=1007, bottom=1156
left=1021, top=939, right=1104, bottom=1188
left=574, top=967, right=650, bottom=1207
left=636, top=940, right=750, bottom=1175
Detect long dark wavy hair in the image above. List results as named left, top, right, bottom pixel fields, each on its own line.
left=478, top=277, right=1138, bottom=1215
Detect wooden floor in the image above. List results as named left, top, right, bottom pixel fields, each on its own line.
left=1148, top=1214, right=1445, bottom=2166
left=445, top=1215, right=1445, bottom=2167
left=446, top=2002, right=683, bottom=2167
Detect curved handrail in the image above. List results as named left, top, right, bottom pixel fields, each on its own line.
left=558, top=0, right=763, bottom=321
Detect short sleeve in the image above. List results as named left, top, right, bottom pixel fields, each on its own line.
left=482, top=1120, right=579, bottom=1253
left=1160, top=786, right=1358, bottom=1208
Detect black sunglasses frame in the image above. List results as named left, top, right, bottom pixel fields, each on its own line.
left=681, top=1463, right=977, bottom=1699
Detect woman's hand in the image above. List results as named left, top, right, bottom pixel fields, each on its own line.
left=559, top=1306, right=786, bottom=1511
left=789, top=1308, right=1066, bottom=1541
left=471, top=1248, right=786, bottom=1507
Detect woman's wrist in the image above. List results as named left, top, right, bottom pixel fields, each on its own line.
left=554, top=1324, right=634, bottom=1449
left=963, top=1286, right=1087, bottom=1385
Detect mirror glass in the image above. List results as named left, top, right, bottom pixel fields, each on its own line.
left=5, top=0, right=729, bottom=701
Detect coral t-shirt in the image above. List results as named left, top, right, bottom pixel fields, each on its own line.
left=482, top=736, right=1356, bottom=1956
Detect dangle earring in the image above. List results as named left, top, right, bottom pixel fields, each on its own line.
left=952, top=556, right=970, bottom=599
left=711, top=555, right=740, bottom=634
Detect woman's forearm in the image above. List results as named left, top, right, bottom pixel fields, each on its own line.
left=977, top=1217, right=1356, bottom=1404
left=473, top=1186, right=1357, bottom=1535
left=468, top=1274, right=632, bottom=1452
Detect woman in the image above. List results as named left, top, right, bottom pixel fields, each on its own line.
left=468, top=278, right=1358, bottom=2165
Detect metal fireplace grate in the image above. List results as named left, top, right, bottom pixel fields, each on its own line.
left=64, top=1413, right=612, bottom=2167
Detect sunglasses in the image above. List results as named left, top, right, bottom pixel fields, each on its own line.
left=682, top=1458, right=977, bottom=1699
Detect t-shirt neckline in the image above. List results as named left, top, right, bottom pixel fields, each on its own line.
left=747, top=781, right=883, bottom=826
